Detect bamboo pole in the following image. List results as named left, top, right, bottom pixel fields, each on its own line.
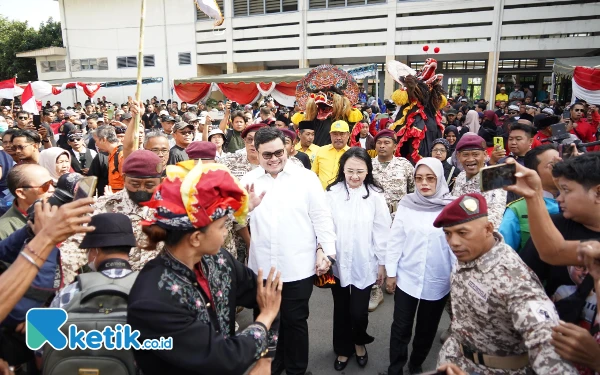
left=133, top=0, right=147, bottom=150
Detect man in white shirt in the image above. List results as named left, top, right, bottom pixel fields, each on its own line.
left=241, top=127, right=336, bottom=375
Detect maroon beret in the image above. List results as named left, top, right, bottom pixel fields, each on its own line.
left=280, top=129, right=297, bottom=141
left=455, top=134, right=486, bottom=152
left=186, top=141, right=217, bottom=160
left=241, top=123, right=268, bottom=138
left=433, top=193, right=488, bottom=228
left=122, top=150, right=163, bottom=178
left=374, top=129, right=397, bottom=143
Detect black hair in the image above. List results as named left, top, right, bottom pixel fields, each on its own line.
left=254, top=127, right=285, bottom=151
left=477, top=103, right=487, bottom=111
left=524, top=144, right=557, bottom=172
left=16, top=111, right=29, bottom=119
left=2, top=128, right=17, bottom=139
left=11, top=129, right=41, bottom=144
left=100, top=245, right=135, bottom=255
left=326, top=147, right=383, bottom=200
left=509, top=123, right=535, bottom=138
left=231, top=110, right=246, bottom=122
left=142, top=225, right=207, bottom=250
left=552, top=152, right=600, bottom=190
left=42, top=108, right=54, bottom=117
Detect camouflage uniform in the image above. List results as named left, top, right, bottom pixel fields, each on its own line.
left=59, top=189, right=162, bottom=285
left=452, top=171, right=506, bottom=230
left=437, top=233, right=578, bottom=375
left=371, top=157, right=415, bottom=214
left=219, top=149, right=303, bottom=263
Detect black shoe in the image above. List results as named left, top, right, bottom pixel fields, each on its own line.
left=407, top=363, right=422, bottom=374
left=356, top=346, right=368, bottom=367
left=334, top=356, right=350, bottom=371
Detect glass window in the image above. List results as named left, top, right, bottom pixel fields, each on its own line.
left=117, top=56, right=137, bottom=69
left=447, top=77, right=462, bottom=98
left=178, top=52, right=192, bottom=65
left=80, top=58, right=98, bottom=70
left=234, top=0, right=248, bottom=16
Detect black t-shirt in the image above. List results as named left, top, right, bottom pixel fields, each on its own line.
left=167, top=145, right=189, bottom=165
left=142, top=112, right=159, bottom=130
left=520, top=213, right=600, bottom=296
left=294, top=151, right=311, bottom=169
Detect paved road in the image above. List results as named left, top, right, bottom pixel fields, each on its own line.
left=238, top=286, right=450, bottom=375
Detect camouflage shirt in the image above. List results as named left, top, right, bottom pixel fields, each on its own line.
left=452, top=171, right=507, bottom=230
left=59, top=189, right=162, bottom=285
left=438, top=234, right=578, bottom=375
left=371, top=157, right=415, bottom=213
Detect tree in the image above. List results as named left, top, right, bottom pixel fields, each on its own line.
left=0, top=17, right=63, bottom=82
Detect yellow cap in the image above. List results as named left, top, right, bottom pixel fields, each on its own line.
left=329, top=120, right=350, bottom=133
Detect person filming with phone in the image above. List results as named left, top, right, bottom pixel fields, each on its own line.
left=570, top=103, right=599, bottom=151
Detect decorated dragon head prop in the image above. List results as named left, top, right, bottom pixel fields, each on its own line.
left=385, top=46, right=447, bottom=163
left=294, top=65, right=362, bottom=125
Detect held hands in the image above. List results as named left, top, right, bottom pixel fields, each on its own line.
left=315, top=248, right=331, bottom=276
left=503, top=158, right=543, bottom=199
left=255, top=267, right=283, bottom=328
left=386, top=276, right=397, bottom=294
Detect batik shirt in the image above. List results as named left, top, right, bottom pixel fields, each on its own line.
left=59, top=189, right=162, bottom=285
left=372, top=157, right=415, bottom=213
left=437, top=234, right=578, bottom=375
left=452, top=171, right=507, bottom=230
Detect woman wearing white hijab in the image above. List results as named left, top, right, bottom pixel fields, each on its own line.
left=39, top=147, right=71, bottom=182
left=385, top=157, right=456, bottom=375
left=463, top=109, right=480, bottom=134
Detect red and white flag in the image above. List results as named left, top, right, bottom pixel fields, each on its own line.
left=572, top=66, right=600, bottom=105
left=0, top=78, right=24, bottom=99
left=21, top=83, right=38, bottom=114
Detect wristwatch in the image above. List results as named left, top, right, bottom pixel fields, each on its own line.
left=326, top=255, right=336, bottom=266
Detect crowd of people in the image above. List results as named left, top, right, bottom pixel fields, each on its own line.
left=0, top=81, right=598, bottom=375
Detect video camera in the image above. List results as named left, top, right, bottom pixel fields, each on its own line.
left=230, top=101, right=239, bottom=111
left=27, top=173, right=84, bottom=224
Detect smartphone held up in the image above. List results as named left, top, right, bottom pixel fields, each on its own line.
left=479, top=163, right=517, bottom=192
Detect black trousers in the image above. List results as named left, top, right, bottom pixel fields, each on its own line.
left=388, top=288, right=448, bottom=375
left=272, top=276, right=314, bottom=375
left=331, top=278, right=374, bottom=357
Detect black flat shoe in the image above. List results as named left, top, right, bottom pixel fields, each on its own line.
left=356, top=346, right=368, bottom=367
left=334, top=356, right=350, bottom=371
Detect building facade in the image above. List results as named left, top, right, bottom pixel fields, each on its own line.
left=19, top=0, right=600, bottom=105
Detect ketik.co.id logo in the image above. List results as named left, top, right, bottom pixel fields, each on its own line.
left=26, top=308, right=172, bottom=351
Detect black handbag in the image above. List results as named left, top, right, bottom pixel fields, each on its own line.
left=555, top=273, right=595, bottom=324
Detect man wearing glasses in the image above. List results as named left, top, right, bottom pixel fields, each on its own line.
left=167, top=121, right=194, bottom=165
left=570, top=102, right=599, bottom=149
left=0, top=164, right=54, bottom=240
left=10, top=130, right=41, bottom=165
left=67, top=130, right=97, bottom=175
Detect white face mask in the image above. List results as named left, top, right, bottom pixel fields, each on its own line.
left=0, top=121, right=7, bottom=133
left=88, top=249, right=99, bottom=271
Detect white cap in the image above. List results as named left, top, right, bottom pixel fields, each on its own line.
left=208, top=128, right=225, bottom=140
left=159, top=110, right=169, bottom=117
left=500, top=87, right=506, bottom=90
left=542, top=107, right=554, bottom=115
left=508, top=105, right=519, bottom=111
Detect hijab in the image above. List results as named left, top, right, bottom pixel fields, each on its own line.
left=398, top=157, right=455, bottom=212
left=39, top=147, right=71, bottom=182
left=443, top=125, right=459, bottom=153
left=463, top=110, right=480, bottom=134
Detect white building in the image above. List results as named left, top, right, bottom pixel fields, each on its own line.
left=16, top=0, right=600, bottom=106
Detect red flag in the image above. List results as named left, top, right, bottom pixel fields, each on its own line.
left=21, top=83, right=38, bottom=114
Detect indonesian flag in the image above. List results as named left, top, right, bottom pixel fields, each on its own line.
left=30, top=81, right=101, bottom=98
left=0, top=78, right=24, bottom=99
left=572, top=66, right=600, bottom=104
left=21, top=83, right=38, bottom=114
left=195, top=0, right=223, bottom=26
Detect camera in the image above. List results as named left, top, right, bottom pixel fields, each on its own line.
left=27, top=173, right=84, bottom=224
left=230, top=101, right=239, bottom=111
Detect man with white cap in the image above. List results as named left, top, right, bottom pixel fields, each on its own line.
left=495, top=87, right=508, bottom=103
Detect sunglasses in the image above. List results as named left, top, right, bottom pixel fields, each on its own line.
left=18, top=116, right=28, bottom=120
left=14, top=143, right=34, bottom=151
left=22, top=179, right=55, bottom=193
left=69, top=137, right=83, bottom=141
left=415, top=176, right=437, bottom=184
left=509, top=111, right=517, bottom=114
left=261, top=149, right=285, bottom=160
left=573, top=108, right=584, bottom=113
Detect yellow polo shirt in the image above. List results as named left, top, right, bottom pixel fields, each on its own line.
left=295, top=143, right=321, bottom=165
left=312, top=144, right=350, bottom=189
left=495, top=93, right=508, bottom=102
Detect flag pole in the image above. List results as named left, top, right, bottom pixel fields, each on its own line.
left=133, top=0, right=147, bottom=150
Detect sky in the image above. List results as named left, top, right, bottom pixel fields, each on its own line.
left=0, top=0, right=61, bottom=29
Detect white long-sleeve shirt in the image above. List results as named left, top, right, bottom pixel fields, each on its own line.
left=326, top=182, right=391, bottom=290
left=241, top=161, right=336, bottom=282
left=385, top=205, right=455, bottom=301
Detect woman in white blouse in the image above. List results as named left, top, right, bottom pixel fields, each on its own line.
left=326, top=147, right=391, bottom=371
left=385, top=157, right=456, bottom=375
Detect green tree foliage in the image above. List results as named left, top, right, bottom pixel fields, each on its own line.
left=0, top=17, right=63, bottom=82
